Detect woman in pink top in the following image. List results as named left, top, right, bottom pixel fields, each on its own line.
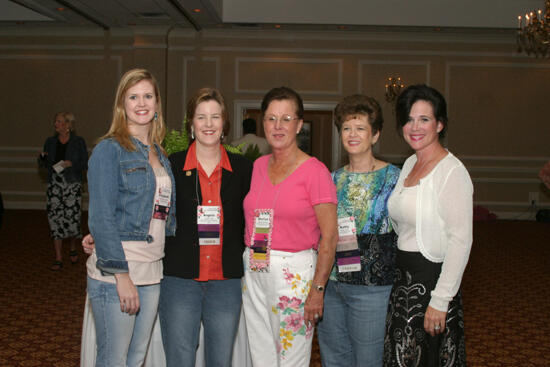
left=242, top=86, right=338, bottom=367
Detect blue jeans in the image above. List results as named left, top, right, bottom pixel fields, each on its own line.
left=87, top=277, right=160, bottom=367
left=317, top=280, right=392, bottom=367
left=159, top=277, right=242, bottom=367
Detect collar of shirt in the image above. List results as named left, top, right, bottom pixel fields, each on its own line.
left=183, top=141, right=233, bottom=174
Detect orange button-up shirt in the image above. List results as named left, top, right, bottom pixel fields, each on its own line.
left=183, top=142, right=232, bottom=281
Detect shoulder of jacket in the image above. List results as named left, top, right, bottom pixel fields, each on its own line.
left=169, top=149, right=188, bottom=162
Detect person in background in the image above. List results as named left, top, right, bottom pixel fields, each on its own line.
left=231, top=117, right=270, bottom=155
left=242, top=86, right=338, bottom=367
left=86, top=68, right=176, bottom=367
left=317, top=95, right=400, bottom=367
left=384, top=84, right=472, bottom=367
left=40, top=112, right=88, bottom=271
left=159, top=87, right=252, bottom=367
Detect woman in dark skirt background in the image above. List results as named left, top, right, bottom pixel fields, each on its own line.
left=40, top=112, right=88, bottom=271
left=384, top=85, right=473, bottom=366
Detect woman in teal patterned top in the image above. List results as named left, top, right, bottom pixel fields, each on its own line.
left=317, top=95, right=400, bottom=367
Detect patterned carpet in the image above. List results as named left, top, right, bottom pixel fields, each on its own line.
left=0, top=210, right=548, bottom=366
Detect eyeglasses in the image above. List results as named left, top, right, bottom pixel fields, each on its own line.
left=263, top=115, right=299, bottom=124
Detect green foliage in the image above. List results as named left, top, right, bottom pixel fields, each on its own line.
left=163, top=119, right=260, bottom=161
left=223, top=143, right=244, bottom=155
left=243, top=143, right=262, bottom=161
left=163, top=119, right=189, bottom=155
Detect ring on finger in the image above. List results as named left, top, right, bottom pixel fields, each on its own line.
left=434, top=325, right=441, bottom=330
left=314, top=313, right=320, bottom=319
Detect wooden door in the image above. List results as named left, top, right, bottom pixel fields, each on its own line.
left=243, top=108, right=334, bottom=170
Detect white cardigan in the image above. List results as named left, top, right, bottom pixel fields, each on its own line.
left=390, top=152, right=473, bottom=312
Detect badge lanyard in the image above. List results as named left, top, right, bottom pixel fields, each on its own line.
left=249, top=157, right=293, bottom=272
left=335, top=167, right=388, bottom=273
left=196, top=153, right=222, bottom=246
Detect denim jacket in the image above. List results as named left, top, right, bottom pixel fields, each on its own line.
left=87, top=137, right=176, bottom=274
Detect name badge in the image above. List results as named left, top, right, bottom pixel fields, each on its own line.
left=336, top=216, right=361, bottom=273
left=197, top=205, right=221, bottom=245
left=153, top=186, right=171, bottom=220
left=249, top=209, right=273, bottom=272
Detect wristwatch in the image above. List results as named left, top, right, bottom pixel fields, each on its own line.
left=314, top=284, right=325, bottom=292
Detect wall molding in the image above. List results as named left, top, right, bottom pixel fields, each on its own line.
left=444, top=61, right=550, bottom=117
left=181, top=56, right=196, bottom=119
left=201, top=29, right=517, bottom=45
left=203, top=46, right=531, bottom=58
left=202, top=56, right=221, bottom=90
left=234, top=57, right=343, bottom=95
left=357, top=60, right=431, bottom=94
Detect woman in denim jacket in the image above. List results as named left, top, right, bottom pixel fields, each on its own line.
left=86, top=69, right=176, bottom=367
left=40, top=112, right=88, bottom=270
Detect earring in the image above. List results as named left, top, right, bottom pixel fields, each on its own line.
left=154, top=112, right=158, bottom=122
left=191, top=129, right=195, bottom=139
left=221, top=133, right=225, bottom=140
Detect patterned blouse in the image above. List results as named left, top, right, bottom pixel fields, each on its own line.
left=329, top=164, right=400, bottom=286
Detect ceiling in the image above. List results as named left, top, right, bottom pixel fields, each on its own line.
left=0, top=0, right=546, bottom=33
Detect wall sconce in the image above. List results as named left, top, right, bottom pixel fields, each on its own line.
left=385, top=76, right=405, bottom=105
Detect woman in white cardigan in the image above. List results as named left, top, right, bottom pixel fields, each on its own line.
left=384, top=84, right=472, bottom=367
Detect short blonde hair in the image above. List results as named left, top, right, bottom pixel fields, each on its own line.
left=54, top=111, right=76, bottom=132
left=101, top=68, right=166, bottom=152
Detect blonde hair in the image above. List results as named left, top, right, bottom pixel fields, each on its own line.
left=54, top=111, right=76, bottom=132
left=100, top=69, right=166, bottom=152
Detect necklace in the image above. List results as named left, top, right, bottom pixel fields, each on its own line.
left=347, top=156, right=376, bottom=173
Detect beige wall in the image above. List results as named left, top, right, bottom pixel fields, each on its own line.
left=1, top=27, right=549, bottom=219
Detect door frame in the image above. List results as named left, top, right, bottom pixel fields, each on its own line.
left=234, top=100, right=341, bottom=170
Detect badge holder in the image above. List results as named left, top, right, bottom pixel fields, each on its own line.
left=336, top=216, right=361, bottom=272
left=153, top=186, right=171, bottom=220
left=249, top=209, right=273, bottom=272
left=197, top=205, right=221, bottom=245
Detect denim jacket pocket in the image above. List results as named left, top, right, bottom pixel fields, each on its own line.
left=121, top=160, right=148, bottom=191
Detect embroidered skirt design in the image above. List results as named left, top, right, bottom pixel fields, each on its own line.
left=384, top=250, right=466, bottom=367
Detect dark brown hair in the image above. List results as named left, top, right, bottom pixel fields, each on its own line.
left=334, top=94, right=383, bottom=134
left=261, top=86, right=304, bottom=120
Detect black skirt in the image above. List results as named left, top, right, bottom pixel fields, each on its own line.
left=383, top=250, right=466, bottom=367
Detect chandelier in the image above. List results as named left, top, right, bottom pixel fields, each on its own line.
left=517, top=0, right=550, bottom=58
left=385, top=76, right=405, bottom=105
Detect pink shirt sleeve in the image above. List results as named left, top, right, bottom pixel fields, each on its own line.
left=243, top=156, right=337, bottom=252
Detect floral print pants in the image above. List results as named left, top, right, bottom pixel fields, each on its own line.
left=243, top=248, right=316, bottom=367
left=46, top=172, right=82, bottom=240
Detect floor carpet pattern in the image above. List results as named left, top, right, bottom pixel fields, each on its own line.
left=0, top=210, right=549, bottom=366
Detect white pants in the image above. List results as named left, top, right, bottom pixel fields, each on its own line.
left=242, top=248, right=316, bottom=367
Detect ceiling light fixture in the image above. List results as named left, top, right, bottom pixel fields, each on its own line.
left=517, top=0, right=550, bottom=57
